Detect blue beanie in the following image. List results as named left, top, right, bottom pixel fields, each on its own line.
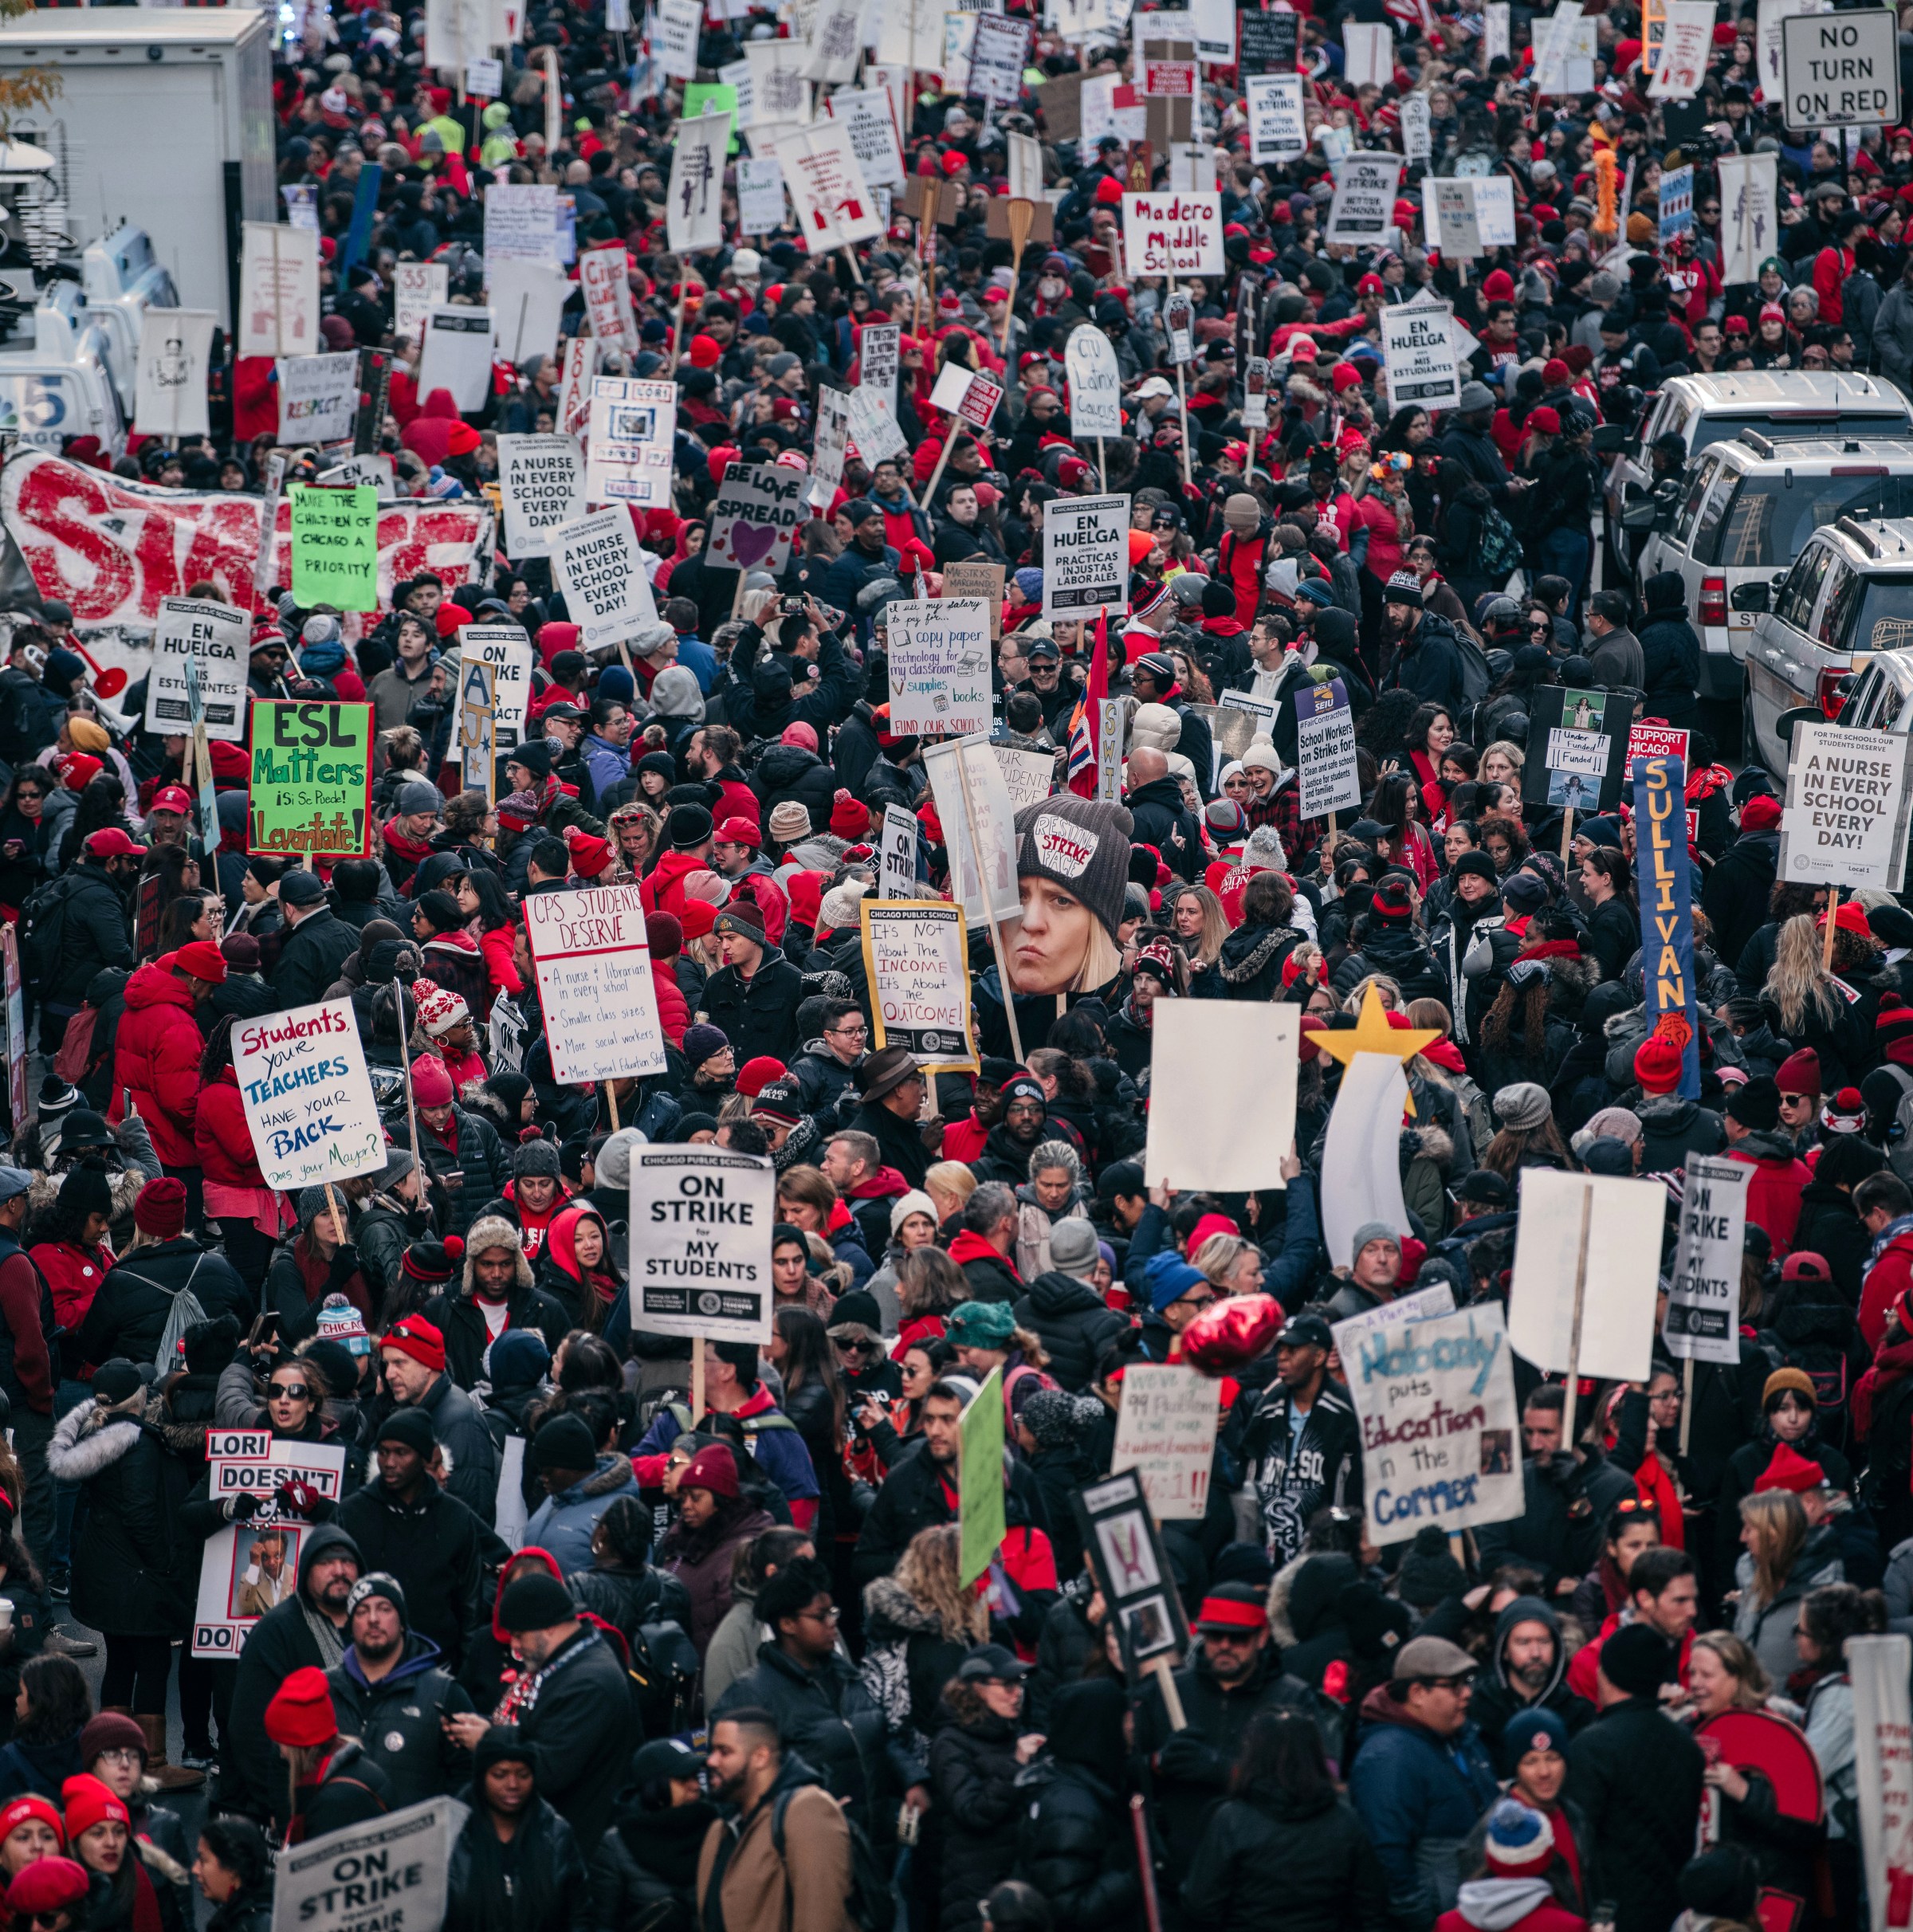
left=1144, top=1251, right=1208, bottom=1314
left=487, top=1327, right=551, bottom=1390
left=597, top=665, right=635, bottom=706
left=1014, top=567, right=1044, bottom=603
left=1497, top=1703, right=1572, bottom=1777
left=300, top=637, right=346, bottom=673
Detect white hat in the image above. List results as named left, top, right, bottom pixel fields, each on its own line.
left=730, top=247, right=762, bottom=277
left=1133, top=376, right=1173, bottom=399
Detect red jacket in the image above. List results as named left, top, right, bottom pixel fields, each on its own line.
left=401, top=387, right=464, bottom=468
left=1565, top=1613, right=1693, bottom=1702
left=1859, top=1226, right=1913, bottom=1353
left=652, top=959, right=689, bottom=1046
left=30, top=1239, right=113, bottom=1345
left=641, top=850, right=711, bottom=920
left=194, top=1067, right=267, bottom=1188
left=110, top=959, right=206, bottom=1167
left=1724, top=1141, right=1813, bottom=1257
left=1436, top=1899, right=1585, bottom=1932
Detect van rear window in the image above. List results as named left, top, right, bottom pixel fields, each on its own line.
left=1695, top=472, right=1913, bottom=567
left=1690, top=413, right=1912, bottom=455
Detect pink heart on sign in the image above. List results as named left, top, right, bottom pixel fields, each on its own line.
left=729, top=521, right=779, bottom=569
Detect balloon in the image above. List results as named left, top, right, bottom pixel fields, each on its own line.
left=1179, top=1292, right=1283, bottom=1372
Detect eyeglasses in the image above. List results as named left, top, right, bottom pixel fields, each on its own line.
left=267, top=1383, right=312, bottom=1400
left=96, top=1747, right=142, bottom=1766
left=797, top=1604, right=842, bottom=1623
left=1180, top=1292, right=1219, bottom=1311
left=1611, top=1497, right=1656, bottom=1515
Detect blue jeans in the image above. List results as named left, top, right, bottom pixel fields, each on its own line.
left=1541, top=525, right=1592, bottom=626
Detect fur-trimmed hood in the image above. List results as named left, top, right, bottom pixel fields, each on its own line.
left=1404, top=1122, right=1455, bottom=1176
left=862, top=1572, right=957, bottom=1643
left=459, top=1214, right=533, bottom=1296
left=47, top=1384, right=202, bottom=1480
left=1267, top=1548, right=1309, bottom=1651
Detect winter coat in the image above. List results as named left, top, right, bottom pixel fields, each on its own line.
left=46, top=1389, right=201, bottom=1637
left=38, top=861, right=134, bottom=1016
left=697, top=945, right=808, bottom=1066
left=418, top=1282, right=571, bottom=1393
left=445, top=1792, right=590, bottom=1932
left=334, top=1478, right=491, bottom=1669
left=273, top=909, right=361, bottom=1013
left=325, top=1632, right=475, bottom=1808
left=1182, top=1785, right=1391, bottom=1932
left=1565, top=1695, right=1704, bottom=1932
left=1013, top=1270, right=1129, bottom=1392
left=391, top=1105, right=514, bottom=1239
left=1474, top=1447, right=1636, bottom=1592
left=289, top=1738, right=393, bottom=1845
left=749, top=743, right=841, bottom=831
left=1210, top=919, right=1305, bottom=1003
left=192, top=1069, right=269, bottom=1188
left=1791, top=1180, right=1872, bottom=1305
left=1015, top=1738, right=1140, bottom=1931
left=1640, top=608, right=1703, bottom=720
left=1125, top=776, right=1204, bottom=882
left=110, top=963, right=206, bottom=1167
left=1703, top=831, right=1780, bottom=977
left=265, top=1232, right=375, bottom=1345
left=1464, top=1595, right=1595, bottom=1753
left=693, top=1757, right=855, bottom=1932
left=1633, top=1094, right=1725, bottom=1174
left=522, top=1453, right=641, bottom=1576
left=1733, top=1520, right=1845, bottom=1683
left=511, top=1624, right=641, bottom=1849
left=1724, top=1131, right=1813, bottom=1256
left=75, top=1239, right=252, bottom=1372
left=929, top=1683, right=1026, bottom=1930
left=1876, top=280, right=1913, bottom=394
left=589, top=1794, right=717, bottom=1932
left=659, top=1499, right=776, bottom=1654
left=1241, top=1376, right=1362, bottom=1565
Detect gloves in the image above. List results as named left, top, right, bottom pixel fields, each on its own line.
left=1154, top=1731, right=1227, bottom=1789
left=1507, top=957, right=1552, bottom=990
left=223, top=1492, right=259, bottom=1522
left=277, top=1478, right=321, bottom=1517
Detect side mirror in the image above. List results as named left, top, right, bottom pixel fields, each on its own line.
left=1620, top=497, right=1659, bottom=531
left=1591, top=423, right=1627, bottom=455
left=1730, top=581, right=1770, bottom=613
left=1775, top=705, right=1821, bottom=752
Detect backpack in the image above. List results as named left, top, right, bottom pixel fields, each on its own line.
left=1451, top=628, right=1494, bottom=705
left=770, top=1784, right=895, bottom=1932
left=1475, top=502, right=1526, bottom=584
left=112, top=1253, right=212, bottom=1374
left=18, top=872, right=79, bottom=999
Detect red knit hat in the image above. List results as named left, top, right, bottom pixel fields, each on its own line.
left=410, top=1053, right=454, bottom=1106
left=1754, top=1442, right=1830, bottom=1494
left=4, top=1858, right=88, bottom=1914
left=133, top=1178, right=188, bottom=1243
left=829, top=792, right=868, bottom=841
left=737, top=1056, right=788, bottom=1099
left=1634, top=1035, right=1683, bottom=1096
left=1094, top=176, right=1125, bottom=205
left=1776, top=1048, right=1821, bottom=1098
left=680, top=1443, right=740, bottom=1498
left=1188, top=1212, right=1240, bottom=1254
left=0, top=1795, right=65, bottom=1848
left=60, top=1775, right=128, bottom=1843
left=680, top=899, right=717, bottom=940
left=58, top=752, right=102, bottom=791
left=1738, top=793, right=1782, bottom=832
left=1879, top=995, right=1913, bottom=1067
left=566, top=831, right=615, bottom=878
left=262, top=1667, right=340, bottom=1749
left=172, top=940, right=229, bottom=984
left=1817, top=897, right=1871, bottom=937
left=689, top=332, right=721, bottom=368
left=383, top=1315, right=447, bottom=1375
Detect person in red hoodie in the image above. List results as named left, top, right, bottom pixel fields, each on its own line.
left=642, top=913, right=691, bottom=1047
left=399, top=387, right=464, bottom=467
left=639, top=807, right=717, bottom=918
left=110, top=940, right=226, bottom=1231
left=195, top=1014, right=294, bottom=1293
left=1722, top=1077, right=1813, bottom=1256
left=1435, top=1797, right=1587, bottom=1932
left=1856, top=1168, right=1913, bottom=1351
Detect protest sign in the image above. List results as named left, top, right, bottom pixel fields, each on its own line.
left=923, top=736, right=1021, bottom=926
left=145, top=598, right=247, bottom=740
left=465, top=55, right=503, bottom=96
left=551, top=507, right=661, bottom=656
left=1326, top=154, right=1404, bottom=245
left=1043, top=493, right=1130, bottom=618
left=886, top=597, right=992, bottom=736
left=1401, top=91, right=1432, bottom=161
left=316, top=454, right=394, bottom=497
left=1851, top=1633, right=1913, bottom=1932
left=583, top=375, right=677, bottom=509
left=737, top=155, right=788, bottom=233
left=777, top=120, right=885, bottom=249
left=393, top=261, right=447, bottom=347
left=1520, top=685, right=1629, bottom=814
left=1659, top=163, right=1695, bottom=243
left=942, top=560, right=1005, bottom=638
left=1627, top=722, right=1691, bottom=767
left=484, top=182, right=559, bottom=266
left=269, top=1797, right=465, bottom=1932
left=1239, top=8, right=1297, bottom=67
left=743, top=38, right=812, bottom=124
left=847, top=385, right=908, bottom=464
left=1065, top=325, right=1123, bottom=438
left=705, top=459, right=811, bottom=575
left=289, top=485, right=378, bottom=611
left=238, top=222, right=319, bottom=358
left=557, top=336, right=596, bottom=441
left=1781, top=6, right=1899, bottom=127
left=417, top=306, right=496, bottom=412
left=959, top=1368, right=1007, bottom=1588
left=248, top=702, right=374, bottom=858
left=1294, top=677, right=1362, bottom=819
left=232, top=1000, right=384, bottom=1192
left=489, top=258, right=570, bottom=366
left=880, top=803, right=918, bottom=899
left=1121, top=190, right=1224, bottom=276
left=992, top=744, right=1055, bottom=811
left=1096, top=701, right=1125, bottom=802
left=1336, top=1302, right=1524, bottom=1545
left=857, top=319, right=901, bottom=406
left=1633, top=752, right=1702, bottom=1098
left=1144, top=57, right=1196, bottom=96
left=655, top=0, right=702, bottom=77
left=459, top=625, right=533, bottom=751
left=1508, top=1169, right=1664, bottom=1384
left=859, top=899, right=977, bottom=1071
left=1333, top=1284, right=1459, bottom=1346
left=1110, top=1365, right=1221, bottom=1521
left=668, top=111, right=731, bottom=253
left=1484, top=0, right=1510, bottom=57
left=523, top=882, right=668, bottom=1083
left=456, top=657, right=496, bottom=794
left=805, top=0, right=866, bottom=80
left=1245, top=74, right=1306, bottom=163
left=968, top=12, right=1031, bottom=101
left=810, top=386, right=853, bottom=509
left=193, top=1441, right=350, bottom=1658
left=1321, top=1054, right=1411, bottom=1266
left=1718, top=152, right=1780, bottom=286
left=1664, top=1156, right=1751, bottom=1365
left=1144, top=1001, right=1298, bottom=1190
left=627, top=1146, right=775, bottom=1343
left=1342, top=19, right=1392, bottom=86
left=825, top=88, right=906, bottom=189
left=1072, top=1469, right=1190, bottom=1673
left=497, top=434, right=586, bottom=559
left=134, top=310, right=214, bottom=440
left=578, top=246, right=637, bottom=352
left=1779, top=721, right=1913, bottom=892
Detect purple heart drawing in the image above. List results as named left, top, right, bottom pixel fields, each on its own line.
left=729, top=521, right=779, bottom=569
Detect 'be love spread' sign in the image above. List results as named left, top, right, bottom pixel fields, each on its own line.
left=1121, top=190, right=1224, bottom=277
left=705, top=458, right=811, bottom=577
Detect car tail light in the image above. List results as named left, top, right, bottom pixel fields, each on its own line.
left=1818, top=667, right=1857, bottom=719
left=1699, top=576, right=1726, bottom=626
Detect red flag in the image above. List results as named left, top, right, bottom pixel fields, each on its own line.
left=1066, top=607, right=1110, bottom=799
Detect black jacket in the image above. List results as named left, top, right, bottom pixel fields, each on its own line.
left=1464, top=1594, right=1595, bottom=1753
left=1125, top=775, right=1204, bottom=883
left=1639, top=608, right=1703, bottom=716
left=291, top=1738, right=392, bottom=1844
left=325, top=1632, right=475, bottom=1808
left=391, top=1107, right=514, bottom=1240
left=1015, top=1696, right=1139, bottom=1932
left=845, top=1098, right=933, bottom=1189
left=1240, top=1376, right=1362, bottom=1565
left=445, top=1793, right=591, bottom=1932
left=749, top=744, right=841, bottom=830
left=334, top=1478, right=490, bottom=1668
left=588, top=1793, right=717, bottom=1932
left=74, top=1239, right=252, bottom=1370
left=513, top=1624, right=638, bottom=1850
left=1703, top=830, right=1780, bottom=977
left=357, top=1375, right=501, bottom=1526
left=1181, top=1786, right=1390, bottom=1932
left=40, top=862, right=134, bottom=1014
left=1473, top=1445, right=1636, bottom=1591
left=1014, top=1271, right=1129, bottom=1392
left=420, top=1283, right=572, bottom=1393
left=929, top=1687, right=1024, bottom=1931
left=1566, top=1694, right=1706, bottom=1932
left=273, top=907, right=361, bottom=1012
left=697, top=945, right=808, bottom=1066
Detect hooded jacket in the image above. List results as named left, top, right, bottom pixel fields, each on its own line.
left=1464, top=1596, right=1594, bottom=1751
left=1565, top=1694, right=1705, bottom=1932
left=929, top=1682, right=1024, bottom=1930
left=325, top=1628, right=476, bottom=1808
left=1015, top=1679, right=1141, bottom=1932
left=420, top=1215, right=571, bottom=1392
left=110, top=962, right=206, bottom=1166
left=446, top=1773, right=590, bottom=1932
left=524, top=1453, right=641, bottom=1577
left=1012, top=1270, right=1129, bottom=1392
left=697, top=941, right=807, bottom=1066
left=1723, top=1129, right=1813, bottom=1257
left=334, top=1474, right=490, bottom=1669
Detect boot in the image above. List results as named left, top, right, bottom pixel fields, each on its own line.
left=135, top=1714, right=204, bottom=1793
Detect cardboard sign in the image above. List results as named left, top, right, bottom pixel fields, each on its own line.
left=859, top=898, right=978, bottom=1071
left=847, top=386, right=908, bottom=464
left=1781, top=6, right=1899, bottom=126
left=238, top=222, right=319, bottom=358
left=485, top=183, right=560, bottom=268
left=668, top=110, right=732, bottom=253
left=627, top=1146, right=775, bottom=1343
left=1042, top=493, right=1130, bottom=619
left=1336, top=1301, right=1524, bottom=1545
left=1121, top=190, right=1224, bottom=276
left=1065, top=325, right=1123, bottom=439
left=289, top=484, right=378, bottom=612
left=1508, top=1170, right=1664, bottom=1383
left=269, top=1798, right=465, bottom=1932
left=1425, top=175, right=1517, bottom=256
left=1850, top=1634, right=1913, bottom=1930
left=523, top=882, right=667, bottom=1082
left=246, top=701, right=375, bottom=858
left=233, top=1001, right=384, bottom=1192
left=393, top=262, right=447, bottom=348
left=1072, top=1469, right=1191, bottom=1673
left=1145, top=1001, right=1298, bottom=1190
left=1110, top=1365, right=1221, bottom=1521
left=1294, top=677, right=1361, bottom=819
left=1780, top=721, right=1913, bottom=892
left=146, top=597, right=247, bottom=740
left=1246, top=74, right=1306, bottom=162
left=497, top=434, right=587, bottom=559
left=887, top=597, right=993, bottom=736
left=737, top=155, right=788, bottom=233
left=550, top=506, right=661, bottom=655
left=992, top=744, right=1055, bottom=811
left=923, top=735, right=1022, bottom=925
left=1664, top=1155, right=1751, bottom=1365
left=705, top=458, right=811, bottom=575
left=941, top=560, right=1004, bottom=638
left=880, top=803, right=918, bottom=899
left=416, top=306, right=496, bottom=412
left=1326, top=154, right=1404, bottom=245
left=578, top=246, right=637, bottom=353
left=858, top=320, right=900, bottom=407
left=776, top=120, right=884, bottom=249
left=583, top=375, right=677, bottom=508
left=459, top=625, right=533, bottom=750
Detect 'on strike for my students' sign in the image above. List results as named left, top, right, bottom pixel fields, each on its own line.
left=1779, top=721, right=1913, bottom=892
left=522, top=882, right=668, bottom=1084
left=232, top=999, right=385, bottom=1192
left=627, top=1146, right=776, bottom=1344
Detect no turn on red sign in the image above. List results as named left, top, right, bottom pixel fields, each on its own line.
left=1781, top=9, right=1900, bottom=130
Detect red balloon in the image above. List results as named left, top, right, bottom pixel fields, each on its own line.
left=1179, top=1292, right=1284, bottom=1372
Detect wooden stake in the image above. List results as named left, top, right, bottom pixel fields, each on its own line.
left=1003, top=198, right=1035, bottom=353
left=954, top=746, right=1023, bottom=1062
left=669, top=277, right=689, bottom=369
left=920, top=433, right=957, bottom=511
left=840, top=245, right=864, bottom=289
left=1145, top=1654, right=1186, bottom=1730
left=605, top=1080, right=620, bottom=1132
left=1679, top=1356, right=1695, bottom=1458
left=321, top=1180, right=347, bottom=1247
left=691, top=1334, right=706, bottom=1425
left=1561, top=1180, right=1593, bottom=1451
left=1168, top=269, right=1192, bottom=492
left=1823, top=886, right=1840, bottom=968
left=1559, top=805, right=1575, bottom=869
left=1096, top=435, right=1106, bottom=493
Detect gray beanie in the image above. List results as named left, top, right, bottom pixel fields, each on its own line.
left=1458, top=380, right=1495, bottom=412
left=1049, top=1217, right=1100, bottom=1277
left=513, top=1138, right=561, bottom=1180
left=1012, top=795, right=1136, bottom=944
left=1350, top=1220, right=1400, bottom=1259
left=1494, top=1082, right=1553, bottom=1132
left=594, top=1127, right=645, bottom=1189
left=396, top=779, right=442, bottom=817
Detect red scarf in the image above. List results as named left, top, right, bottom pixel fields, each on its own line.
left=383, top=824, right=436, bottom=866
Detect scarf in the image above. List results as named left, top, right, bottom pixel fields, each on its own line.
left=382, top=824, right=436, bottom=866
left=1866, top=1211, right=1913, bottom=1271
left=493, top=1625, right=602, bottom=1725
left=301, top=1599, right=348, bottom=1668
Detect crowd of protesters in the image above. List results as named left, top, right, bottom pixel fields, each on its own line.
left=2, top=0, right=1913, bottom=1930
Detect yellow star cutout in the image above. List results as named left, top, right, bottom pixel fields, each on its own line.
left=1314, top=983, right=1442, bottom=1115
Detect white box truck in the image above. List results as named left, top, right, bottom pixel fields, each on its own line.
left=0, top=10, right=277, bottom=332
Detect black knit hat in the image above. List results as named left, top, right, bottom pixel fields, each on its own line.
left=1726, top=1074, right=1781, bottom=1134
left=498, top=1572, right=575, bottom=1632
left=1394, top=1524, right=1467, bottom=1608
left=1369, top=875, right=1413, bottom=924
left=57, top=1160, right=112, bottom=1226
left=1453, top=850, right=1499, bottom=885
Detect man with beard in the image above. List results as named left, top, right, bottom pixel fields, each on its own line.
left=1241, top=1315, right=1361, bottom=1561
left=1465, top=1596, right=1595, bottom=1753
left=324, top=1572, right=475, bottom=1806
left=226, top=1525, right=363, bottom=1824
left=969, top=1075, right=1053, bottom=1186
left=1382, top=571, right=1467, bottom=714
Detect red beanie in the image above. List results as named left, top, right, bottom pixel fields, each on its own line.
left=681, top=1443, right=740, bottom=1498
left=445, top=421, right=481, bottom=457
left=1633, top=1035, right=1684, bottom=1096
left=0, top=1795, right=65, bottom=1849
left=567, top=831, right=615, bottom=878
left=60, top=1775, right=128, bottom=1843
left=383, top=1315, right=447, bottom=1375
left=737, top=1056, right=787, bottom=1099
left=172, top=940, right=229, bottom=984
left=1754, top=1441, right=1829, bottom=1494
left=1879, top=994, right=1913, bottom=1069
left=680, top=899, right=717, bottom=940
left=1094, top=176, right=1125, bottom=205
left=829, top=792, right=868, bottom=841
left=1738, top=793, right=1782, bottom=831
left=1776, top=1048, right=1821, bottom=1097
left=646, top=912, right=683, bottom=958
left=3, top=1859, right=88, bottom=1914
left=133, top=1178, right=188, bottom=1243
left=410, top=1054, right=454, bottom=1106
left=689, top=332, right=721, bottom=368
left=262, top=1667, right=339, bottom=1749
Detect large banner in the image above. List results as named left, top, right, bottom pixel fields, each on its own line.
left=1632, top=752, right=1702, bottom=1097
left=627, top=1146, right=776, bottom=1344
left=521, top=882, right=668, bottom=1082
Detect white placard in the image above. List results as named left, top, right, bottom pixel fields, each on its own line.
left=1507, top=1170, right=1665, bottom=1383
left=578, top=245, right=637, bottom=353
left=811, top=386, right=853, bottom=508
left=1780, top=721, right=1913, bottom=892
left=416, top=306, right=495, bottom=413
left=886, top=597, right=992, bottom=736
left=1342, top=20, right=1393, bottom=87
left=1381, top=300, right=1460, bottom=413
left=524, top=882, right=668, bottom=1082
left=881, top=802, right=918, bottom=899
left=745, top=37, right=815, bottom=125
left=1111, top=1365, right=1221, bottom=1521
left=465, top=56, right=503, bottom=97
left=134, top=309, right=214, bottom=440
left=557, top=334, right=597, bottom=438
left=1327, top=153, right=1405, bottom=245
left=489, top=258, right=571, bottom=365
left=826, top=87, right=906, bottom=188
left=1781, top=6, right=1900, bottom=128
left=628, top=1147, right=776, bottom=1343
left=1008, top=129, right=1044, bottom=200
left=393, top=261, right=447, bottom=348
left=1759, top=0, right=1829, bottom=99
left=923, top=735, right=1022, bottom=925
left=193, top=1443, right=352, bottom=1659
left=1717, top=153, right=1780, bottom=287
left=1121, top=190, right=1224, bottom=277
left=737, top=156, right=788, bottom=233
left=269, top=1798, right=465, bottom=1932
left=316, top=453, right=395, bottom=497
left=238, top=222, right=319, bottom=359
left=1663, top=1156, right=1751, bottom=1365
left=992, top=744, right=1055, bottom=811
left=1648, top=0, right=1715, bottom=98
left=584, top=375, right=678, bottom=509
left=484, top=183, right=559, bottom=269
left=807, top=0, right=867, bottom=80
left=1321, top=1055, right=1410, bottom=1266
left=1336, top=1301, right=1525, bottom=1545
left=847, top=385, right=909, bottom=463
left=668, top=111, right=733, bottom=253
left=1400, top=92, right=1432, bottom=162
left=1065, top=325, right=1123, bottom=439
left=1246, top=74, right=1306, bottom=163
left=1043, top=493, right=1130, bottom=620
left=1295, top=678, right=1362, bottom=819
left=551, top=506, right=662, bottom=653
left=146, top=597, right=248, bottom=740
left=656, top=0, right=702, bottom=78
left=1484, top=0, right=1510, bottom=60
left=705, top=457, right=811, bottom=575
left=497, top=434, right=587, bottom=560
left=1080, top=72, right=1148, bottom=148
left=860, top=898, right=976, bottom=1070
left=458, top=624, right=534, bottom=748
left=1143, top=1002, right=1298, bottom=1191
left=858, top=319, right=900, bottom=406
left=777, top=121, right=883, bottom=249
left=968, top=11, right=1031, bottom=103
left=1851, top=1634, right=1913, bottom=1932
left=233, top=1001, right=386, bottom=1193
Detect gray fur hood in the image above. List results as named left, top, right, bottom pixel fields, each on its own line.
left=460, top=1214, right=534, bottom=1295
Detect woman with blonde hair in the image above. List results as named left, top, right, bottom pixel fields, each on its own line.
left=607, top=802, right=660, bottom=878
left=1195, top=1232, right=1263, bottom=1298
left=924, top=1160, right=978, bottom=1234
left=1734, top=1489, right=1843, bottom=1682
left=1683, top=1631, right=1774, bottom=1720
left=1169, top=885, right=1229, bottom=985
left=860, top=1523, right=989, bottom=1759
left=1760, top=913, right=1870, bottom=1087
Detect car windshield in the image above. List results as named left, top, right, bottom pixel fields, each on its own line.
left=1690, top=413, right=1911, bottom=458
left=1840, top=577, right=1913, bottom=658
left=1697, top=472, right=1913, bottom=568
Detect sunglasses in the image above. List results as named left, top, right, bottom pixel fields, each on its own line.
left=267, top=1382, right=313, bottom=1400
